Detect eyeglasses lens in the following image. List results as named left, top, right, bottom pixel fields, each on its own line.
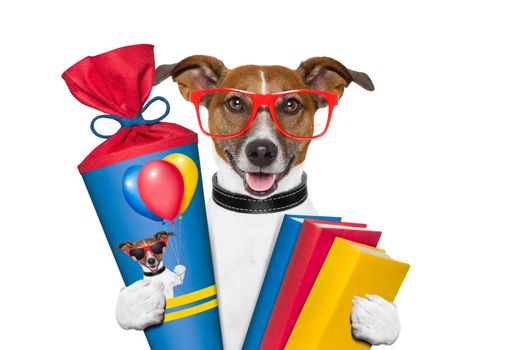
left=151, top=241, right=166, bottom=254
left=198, top=91, right=253, bottom=137
left=273, top=92, right=330, bottom=138
left=129, top=248, right=145, bottom=260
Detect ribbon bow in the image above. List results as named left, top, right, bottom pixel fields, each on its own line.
left=90, top=96, right=170, bottom=139
left=62, top=44, right=171, bottom=139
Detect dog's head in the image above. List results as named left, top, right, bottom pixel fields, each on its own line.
left=116, top=231, right=174, bottom=273
left=155, top=56, right=373, bottom=197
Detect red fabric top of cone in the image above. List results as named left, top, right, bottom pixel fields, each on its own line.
left=77, top=122, right=197, bottom=174
left=62, top=44, right=155, bottom=117
left=62, top=44, right=197, bottom=173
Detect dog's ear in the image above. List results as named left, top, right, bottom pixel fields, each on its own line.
left=153, top=231, right=175, bottom=241
left=154, top=55, right=228, bottom=100
left=115, top=241, right=134, bottom=252
left=297, top=57, right=374, bottom=99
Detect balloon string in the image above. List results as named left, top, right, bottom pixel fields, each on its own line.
left=163, top=220, right=180, bottom=267
left=174, top=219, right=179, bottom=264
left=170, top=220, right=179, bottom=265
left=177, top=216, right=182, bottom=264
left=174, top=218, right=179, bottom=265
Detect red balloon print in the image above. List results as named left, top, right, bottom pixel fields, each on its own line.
left=138, top=160, right=184, bottom=221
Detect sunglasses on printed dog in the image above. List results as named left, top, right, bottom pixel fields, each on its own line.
left=126, top=240, right=168, bottom=261
left=190, top=88, right=339, bottom=140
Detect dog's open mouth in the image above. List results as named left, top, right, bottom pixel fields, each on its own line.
left=148, top=264, right=158, bottom=271
left=246, top=173, right=277, bottom=192
left=225, top=150, right=295, bottom=197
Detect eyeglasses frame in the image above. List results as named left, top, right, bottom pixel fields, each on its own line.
left=126, top=239, right=168, bottom=260
left=189, top=88, right=339, bottom=140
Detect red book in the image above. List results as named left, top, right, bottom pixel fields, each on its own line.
left=260, top=219, right=382, bottom=350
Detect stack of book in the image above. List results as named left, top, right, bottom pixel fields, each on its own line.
left=243, top=214, right=410, bottom=350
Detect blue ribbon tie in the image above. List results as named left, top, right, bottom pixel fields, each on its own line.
left=90, top=96, right=170, bottom=139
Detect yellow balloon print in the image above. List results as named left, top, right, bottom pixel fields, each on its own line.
left=163, top=153, right=198, bottom=215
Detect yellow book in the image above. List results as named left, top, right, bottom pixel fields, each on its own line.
left=285, top=237, right=410, bottom=350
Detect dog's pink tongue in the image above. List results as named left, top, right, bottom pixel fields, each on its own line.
left=246, top=173, right=276, bottom=192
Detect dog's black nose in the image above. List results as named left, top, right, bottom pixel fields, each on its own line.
left=147, top=258, right=156, bottom=265
left=246, top=139, right=278, bottom=167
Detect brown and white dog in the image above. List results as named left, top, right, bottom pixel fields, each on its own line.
left=115, top=56, right=401, bottom=349
left=116, top=232, right=186, bottom=299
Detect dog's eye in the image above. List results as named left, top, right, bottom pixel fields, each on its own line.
left=282, top=98, right=301, bottom=115
left=225, top=97, right=244, bottom=113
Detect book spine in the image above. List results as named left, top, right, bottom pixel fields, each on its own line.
left=242, top=216, right=299, bottom=350
left=260, top=221, right=323, bottom=350
left=243, top=215, right=340, bottom=350
left=285, top=238, right=361, bottom=349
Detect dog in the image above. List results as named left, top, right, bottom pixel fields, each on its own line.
left=115, top=56, right=401, bottom=349
left=116, top=231, right=186, bottom=299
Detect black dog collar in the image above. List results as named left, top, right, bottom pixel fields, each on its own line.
left=143, top=265, right=166, bottom=277
left=212, top=172, right=308, bottom=214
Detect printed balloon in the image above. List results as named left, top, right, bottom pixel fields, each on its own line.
left=122, top=165, right=162, bottom=221
left=163, top=153, right=198, bottom=215
left=138, top=160, right=184, bottom=221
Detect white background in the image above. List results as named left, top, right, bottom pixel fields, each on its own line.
left=1, top=0, right=524, bottom=349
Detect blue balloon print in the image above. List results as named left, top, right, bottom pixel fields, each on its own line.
left=122, top=165, right=163, bottom=221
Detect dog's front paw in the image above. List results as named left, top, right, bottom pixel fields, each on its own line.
left=350, top=294, right=400, bottom=346
left=174, top=264, right=186, bottom=284
left=115, top=279, right=165, bottom=330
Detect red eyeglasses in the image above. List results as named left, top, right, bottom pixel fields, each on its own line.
left=189, top=88, right=339, bottom=140
left=126, top=240, right=168, bottom=261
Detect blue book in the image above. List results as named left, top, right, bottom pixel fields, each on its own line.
left=242, top=214, right=341, bottom=350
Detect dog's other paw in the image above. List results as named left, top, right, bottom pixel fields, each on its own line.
left=115, top=279, right=165, bottom=330
left=350, top=294, right=400, bottom=346
left=174, top=264, right=186, bottom=285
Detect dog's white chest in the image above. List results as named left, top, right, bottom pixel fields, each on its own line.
left=144, top=270, right=177, bottom=299
left=207, top=198, right=315, bottom=350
